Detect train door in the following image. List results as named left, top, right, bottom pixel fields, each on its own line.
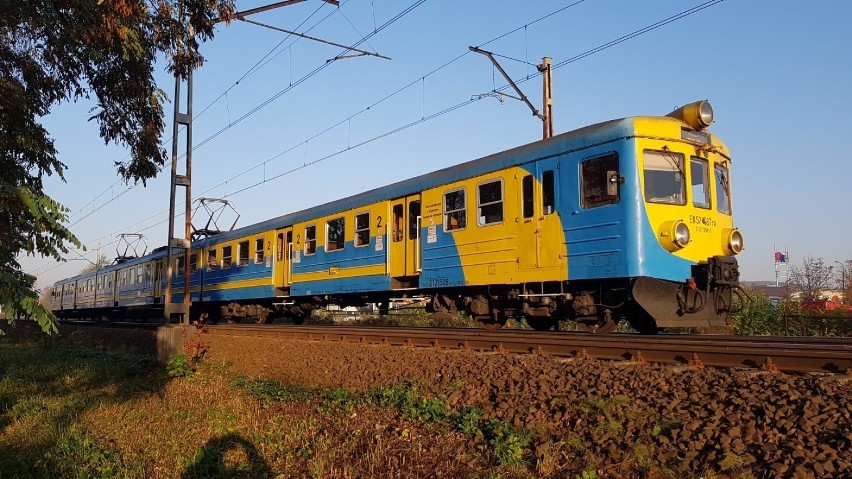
left=389, top=195, right=422, bottom=280
left=153, top=261, right=163, bottom=303
left=274, top=228, right=293, bottom=290
left=519, top=159, right=562, bottom=270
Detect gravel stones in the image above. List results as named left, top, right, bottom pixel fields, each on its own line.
left=208, top=334, right=850, bottom=478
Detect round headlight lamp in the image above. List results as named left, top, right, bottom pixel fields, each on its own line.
left=697, top=101, right=714, bottom=128
left=674, top=221, right=691, bottom=248
left=666, top=100, right=714, bottom=130
left=728, top=229, right=744, bottom=254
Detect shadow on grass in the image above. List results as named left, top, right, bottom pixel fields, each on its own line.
left=181, top=433, right=273, bottom=479
left=0, top=322, right=169, bottom=477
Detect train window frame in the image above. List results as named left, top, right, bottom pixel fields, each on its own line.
left=145, top=264, right=152, bottom=283
left=542, top=170, right=556, bottom=215
left=643, top=149, right=686, bottom=205
left=476, top=178, right=504, bottom=226
left=305, top=225, right=317, bottom=255
left=522, top=175, right=534, bottom=219
left=392, top=204, right=404, bottom=242
left=408, top=200, right=421, bottom=240
left=136, top=266, right=144, bottom=284
left=581, top=152, right=620, bottom=209
left=255, top=238, right=265, bottom=264
left=222, top=245, right=233, bottom=269
left=189, top=253, right=197, bottom=274
left=207, top=249, right=218, bottom=271
left=176, top=256, right=185, bottom=277
left=444, top=188, right=467, bottom=232
left=690, top=157, right=711, bottom=209
left=238, top=240, right=250, bottom=266
left=355, top=212, right=371, bottom=247
left=326, top=217, right=345, bottom=252
left=715, top=163, right=732, bottom=215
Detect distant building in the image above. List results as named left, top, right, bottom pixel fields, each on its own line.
left=748, top=284, right=789, bottom=306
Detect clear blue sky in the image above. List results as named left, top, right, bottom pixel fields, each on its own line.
left=23, top=0, right=852, bottom=289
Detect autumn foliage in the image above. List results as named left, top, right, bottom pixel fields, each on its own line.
left=1, top=0, right=234, bottom=331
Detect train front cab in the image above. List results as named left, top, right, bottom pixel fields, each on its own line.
left=629, top=101, right=744, bottom=330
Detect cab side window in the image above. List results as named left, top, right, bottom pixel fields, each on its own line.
left=715, top=164, right=732, bottom=215
left=581, top=153, right=620, bottom=208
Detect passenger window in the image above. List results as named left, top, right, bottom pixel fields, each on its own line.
left=176, top=257, right=184, bottom=276
left=222, top=246, right=232, bottom=269
left=189, top=254, right=197, bottom=273
left=136, top=267, right=143, bottom=284
left=207, top=250, right=218, bottom=271
left=581, top=153, right=620, bottom=208
left=238, top=241, right=249, bottom=266
left=542, top=170, right=555, bottom=214
left=326, top=217, right=345, bottom=252
left=691, top=157, right=711, bottom=209
left=444, top=189, right=466, bottom=231
left=409, top=201, right=421, bottom=239
left=276, top=233, right=284, bottom=261
left=392, top=204, right=403, bottom=242
left=477, top=179, right=503, bottom=225
left=522, top=175, right=534, bottom=219
left=255, top=238, right=265, bottom=264
left=715, top=164, right=731, bottom=215
left=355, top=212, right=370, bottom=247
left=643, top=150, right=686, bottom=205
left=305, top=225, right=317, bottom=255
left=145, top=264, right=152, bottom=282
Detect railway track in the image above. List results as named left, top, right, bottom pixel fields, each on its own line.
left=203, top=324, right=852, bottom=374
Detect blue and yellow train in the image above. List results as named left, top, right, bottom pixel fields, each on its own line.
left=50, top=100, right=744, bottom=333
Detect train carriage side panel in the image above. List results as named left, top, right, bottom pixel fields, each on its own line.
left=289, top=201, right=391, bottom=296
left=193, top=233, right=276, bottom=303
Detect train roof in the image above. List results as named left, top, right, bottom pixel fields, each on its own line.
left=202, top=114, right=726, bottom=244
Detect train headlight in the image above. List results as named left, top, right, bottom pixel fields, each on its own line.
left=659, top=220, right=690, bottom=251
left=667, top=100, right=714, bottom=130
left=727, top=229, right=744, bottom=254
left=674, top=221, right=691, bottom=248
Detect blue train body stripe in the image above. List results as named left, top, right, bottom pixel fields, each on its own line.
left=290, top=275, right=391, bottom=296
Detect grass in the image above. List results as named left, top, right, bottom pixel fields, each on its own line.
left=0, top=331, right=533, bottom=478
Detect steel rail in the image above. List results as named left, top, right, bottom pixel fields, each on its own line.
left=204, top=325, right=852, bottom=374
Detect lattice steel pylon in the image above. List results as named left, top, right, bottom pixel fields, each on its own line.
left=163, top=65, right=193, bottom=323
left=163, top=0, right=381, bottom=323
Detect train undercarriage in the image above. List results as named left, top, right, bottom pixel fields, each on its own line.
left=57, top=257, right=743, bottom=334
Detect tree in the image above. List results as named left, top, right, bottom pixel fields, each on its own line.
left=787, top=257, right=834, bottom=302
left=1, top=0, right=235, bottom=333
left=836, top=259, right=852, bottom=305
left=79, top=254, right=114, bottom=274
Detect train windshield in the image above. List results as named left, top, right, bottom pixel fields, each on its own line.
left=643, top=150, right=685, bottom=205
left=715, top=164, right=731, bottom=214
